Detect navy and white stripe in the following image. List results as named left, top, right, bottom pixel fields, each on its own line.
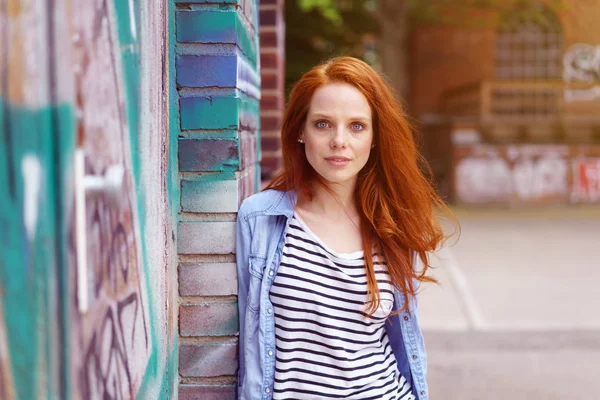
left=269, top=213, right=415, bottom=400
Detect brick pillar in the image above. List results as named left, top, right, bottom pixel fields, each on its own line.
left=173, top=0, right=261, bottom=398
left=259, top=0, right=286, bottom=180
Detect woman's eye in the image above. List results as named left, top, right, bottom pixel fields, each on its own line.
left=351, top=123, right=364, bottom=131
left=316, top=121, right=329, bottom=129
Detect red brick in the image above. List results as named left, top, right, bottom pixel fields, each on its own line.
left=240, top=134, right=257, bottom=169
left=261, top=72, right=278, bottom=90
left=260, top=30, right=277, bottom=47
left=179, top=138, right=239, bottom=172
left=261, top=156, right=282, bottom=180
left=260, top=94, right=281, bottom=110
left=261, top=52, right=278, bottom=69
left=261, top=136, right=281, bottom=152
left=179, top=385, right=236, bottom=400
left=261, top=115, right=281, bottom=131
left=260, top=9, right=277, bottom=25
left=179, top=343, right=238, bottom=377
left=238, top=166, right=257, bottom=203
left=180, top=304, right=238, bottom=337
left=410, top=25, right=495, bottom=116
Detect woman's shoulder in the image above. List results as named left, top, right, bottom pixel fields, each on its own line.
left=238, top=189, right=290, bottom=219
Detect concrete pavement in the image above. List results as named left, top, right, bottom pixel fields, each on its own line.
left=419, top=206, right=600, bottom=399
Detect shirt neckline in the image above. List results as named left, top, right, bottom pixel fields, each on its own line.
left=292, top=211, right=365, bottom=260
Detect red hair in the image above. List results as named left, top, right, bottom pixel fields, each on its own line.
left=265, top=57, right=457, bottom=315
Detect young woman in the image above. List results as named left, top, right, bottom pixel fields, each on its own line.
left=236, top=57, right=454, bottom=400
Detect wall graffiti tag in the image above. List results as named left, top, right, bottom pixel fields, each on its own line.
left=68, top=0, right=150, bottom=398
left=571, top=158, right=600, bottom=203
left=454, top=145, right=582, bottom=205
left=563, top=43, right=600, bottom=102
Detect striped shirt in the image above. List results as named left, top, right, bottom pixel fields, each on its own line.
left=269, top=213, right=415, bottom=400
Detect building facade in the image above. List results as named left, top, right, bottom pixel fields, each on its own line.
left=409, top=0, right=600, bottom=205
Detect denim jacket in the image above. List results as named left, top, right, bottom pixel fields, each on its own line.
left=236, top=189, right=429, bottom=400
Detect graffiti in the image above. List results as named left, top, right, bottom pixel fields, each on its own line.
left=564, top=43, right=600, bottom=83
left=68, top=0, right=150, bottom=398
left=455, top=157, right=512, bottom=202
left=563, top=43, right=600, bottom=102
left=512, top=156, right=568, bottom=200
left=571, top=158, right=600, bottom=203
left=21, top=154, right=42, bottom=242
left=1, top=0, right=175, bottom=397
left=455, top=146, right=569, bottom=204
left=127, top=0, right=137, bottom=40
left=69, top=168, right=150, bottom=399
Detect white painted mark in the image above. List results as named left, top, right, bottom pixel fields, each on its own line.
left=21, top=154, right=42, bottom=242
left=128, top=0, right=137, bottom=40
left=439, top=247, right=487, bottom=331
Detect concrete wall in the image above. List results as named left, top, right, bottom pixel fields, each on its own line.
left=172, top=0, right=261, bottom=398
left=0, top=0, right=178, bottom=398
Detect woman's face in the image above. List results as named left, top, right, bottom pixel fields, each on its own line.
left=300, top=82, right=374, bottom=188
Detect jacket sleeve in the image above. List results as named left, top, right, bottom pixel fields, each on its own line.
left=236, top=205, right=251, bottom=393
left=412, top=251, right=428, bottom=398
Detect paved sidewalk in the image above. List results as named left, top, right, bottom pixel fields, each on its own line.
left=419, top=206, right=600, bottom=399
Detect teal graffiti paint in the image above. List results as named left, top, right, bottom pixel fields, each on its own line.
left=54, top=102, right=76, bottom=400
left=169, top=0, right=182, bottom=218
left=0, top=99, right=59, bottom=399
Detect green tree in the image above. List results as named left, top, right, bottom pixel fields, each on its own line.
left=286, top=0, right=378, bottom=95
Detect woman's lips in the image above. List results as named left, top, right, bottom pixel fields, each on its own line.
left=325, top=157, right=350, bottom=167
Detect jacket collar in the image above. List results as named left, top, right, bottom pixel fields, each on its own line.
left=264, top=189, right=297, bottom=218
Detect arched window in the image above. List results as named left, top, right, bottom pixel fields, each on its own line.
left=496, top=6, right=563, bottom=81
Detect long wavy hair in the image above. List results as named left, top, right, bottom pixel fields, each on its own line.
left=265, top=57, right=457, bottom=315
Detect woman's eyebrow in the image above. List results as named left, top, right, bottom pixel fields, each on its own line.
left=310, top=112, right=371, bottom=121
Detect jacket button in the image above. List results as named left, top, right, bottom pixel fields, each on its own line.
left=265, top=388, right=271, bottom=393
left=269, top=270, right=274, bottom=276
left=403, top=315, right=409, bottom=321
left=421, top=390, right=426, bottom=396
left=412, top=354, right=418, bottom=360
left=267, top=308, right=273, bottom=314
left=268, top=350, right=273, bottom=356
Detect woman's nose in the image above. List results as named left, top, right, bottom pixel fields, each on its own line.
left=330, top=127, right=347, bottom=148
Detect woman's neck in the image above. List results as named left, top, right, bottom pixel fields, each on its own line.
left=297, top=180, right=358, bottom=219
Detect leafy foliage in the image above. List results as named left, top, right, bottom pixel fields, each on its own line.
left=285, top=0, right=378, bottom=95
left=297, top=0, right=344, bottom=26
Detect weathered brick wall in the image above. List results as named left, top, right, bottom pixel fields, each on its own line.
left=409, top=0, right=600, bottom=117
left=259, top=0, right=286, bottom=179
left=454, top=144, right=600, bottom=205
left=173, top=0, right=261, bottom=398
left=409, top=24, right=497, bottom=117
